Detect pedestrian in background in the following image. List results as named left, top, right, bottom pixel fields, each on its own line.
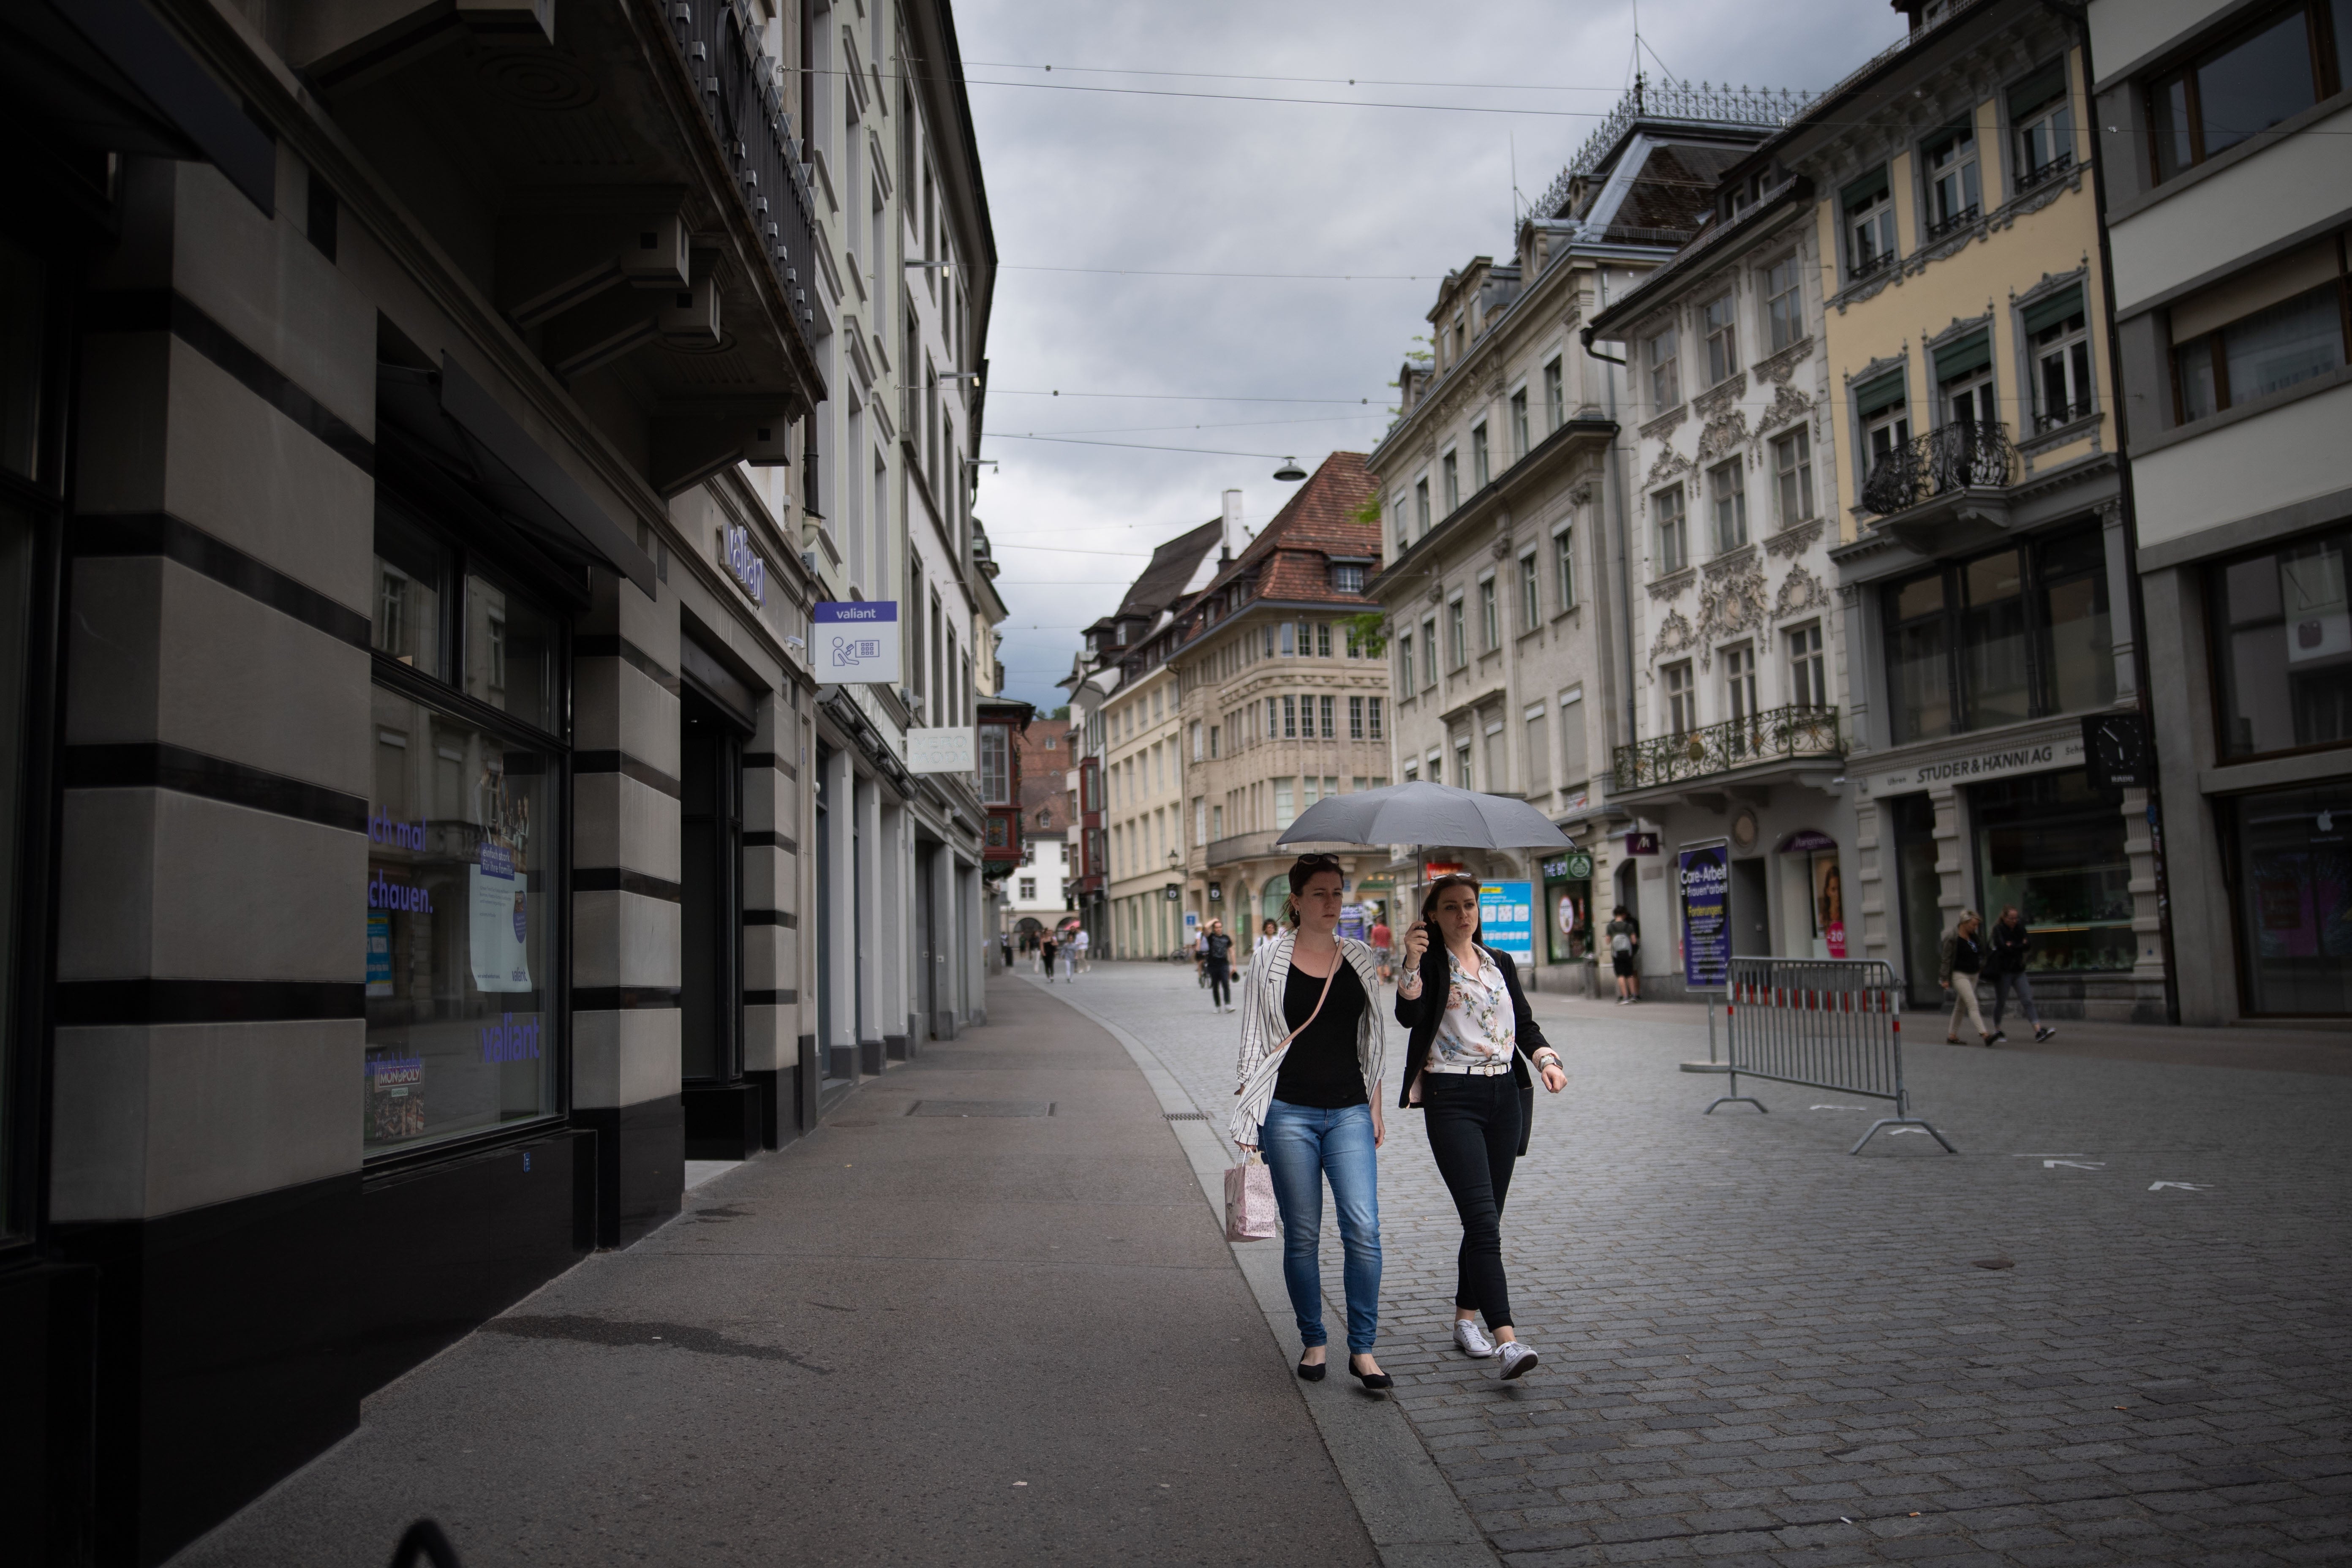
left=1395, top=874, right=1567, bottom=1381
left=1940, top=910, right=1992, bottom=1045
left=1988, top=906, right=2056, bottom=1044
left=1203, top=918, right=1234, bottom=1012
left=1059, top=932, right=1078, bottom=982
left=1230, top=853, right=1390, bottom=1391
left=1038, top=931, right=1058, bottom=983
left=1370, top=912, right=1394, bottom=984
left=1606, top=906, right=1642, bottom=1004
left=1073, top=926, right=1090, bottom=973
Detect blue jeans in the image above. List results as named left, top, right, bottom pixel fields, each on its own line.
left=1258, top=1099, right=1381, bottom=1354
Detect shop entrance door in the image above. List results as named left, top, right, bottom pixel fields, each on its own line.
left=1890, top=793, right=1946, bottom=1007
left=680, top=687, right=750, bottom=1156
left=914, top=840, right=937, bottom=1038
left=815, top=744, right=832, bottom=1066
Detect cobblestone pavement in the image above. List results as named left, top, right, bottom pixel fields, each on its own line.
left=1024, top=962, right=2352, bottom=1566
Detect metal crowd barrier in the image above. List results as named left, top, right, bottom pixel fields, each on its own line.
left=1704, top=957, right=1954, bottom=1154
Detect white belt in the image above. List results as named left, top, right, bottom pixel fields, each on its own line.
left=1423, top=1056, right=1514, bottom=1076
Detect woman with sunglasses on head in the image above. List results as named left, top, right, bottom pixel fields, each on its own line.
left=1229, top=853, right=1392, bottom=1390
left=1395, top=874, right=1567, bottom=1380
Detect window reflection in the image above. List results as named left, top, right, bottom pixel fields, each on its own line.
left=466, top=574, right=555, bottom=732
left=2216, top=529, right=2352, bottom=759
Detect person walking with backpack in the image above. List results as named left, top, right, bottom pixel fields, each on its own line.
left=1606, top=906, right=1642, bottom=1004
left=1987, top=906, right=2055, bottom=1043
left=1939, top=910, right=1993, bottom=1045
left=1202, top=918, right=1235, bottom=1012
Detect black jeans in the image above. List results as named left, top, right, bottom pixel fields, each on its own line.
left=1207, top=965, right=1231, bottom=1007
left=1421, top=1072, right=1522, bottom=1330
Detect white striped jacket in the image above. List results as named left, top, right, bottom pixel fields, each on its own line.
left=1228, top=931, right=1386, bottom=1148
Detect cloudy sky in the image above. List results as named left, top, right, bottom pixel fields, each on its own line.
left=951, top=0, right=1908, bottom=712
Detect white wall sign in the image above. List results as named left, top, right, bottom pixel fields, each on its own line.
left=906, top=727, right=975, bottom=773
left=815, top=601, right=901, bottom=683
left=1871, top=732, right=2085, bottom=795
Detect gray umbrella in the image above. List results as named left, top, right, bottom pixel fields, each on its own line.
left=1273, top=781, right=1570, bottom=851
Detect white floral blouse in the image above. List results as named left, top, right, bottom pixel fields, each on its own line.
left=1430, top=946, right=1516, bottom=1069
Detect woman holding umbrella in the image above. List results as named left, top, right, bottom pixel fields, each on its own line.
left=1395, top=874, right=1567, bottom=1380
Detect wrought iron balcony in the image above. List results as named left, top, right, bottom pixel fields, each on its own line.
left=671, top=0, right=819, bottom=341
left=1612, top=705, right=1843, bottom=792
left=2017, top=150, right=2074, bottom=194
left=1860, top=422, right=2018, bottom=517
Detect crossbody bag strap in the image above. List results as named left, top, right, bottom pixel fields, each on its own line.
left=1274, top=955, right=1341, bottom=1055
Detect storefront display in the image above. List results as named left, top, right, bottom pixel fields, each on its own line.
left=1541, top=855, right=1591, bottom=964
left=2213, top=525, right=2351, bottom=759
left=365, top=502, right=566, bottom=1158
left=1970, top=770, right=2132, bottom=973
left=2231, top=781, right=2352, bottom=1015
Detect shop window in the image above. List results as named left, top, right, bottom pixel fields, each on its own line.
left=2230, top=780, right=2352, bottom=1015
left=1972, top=771, right=2134, bottom=974
left=2150, top=4, right=2343, bottom=183
left=366, top=499, right=566, bottom=1160
left=1882, top=527, right=2113, bottom=743
left=2213, top=525, right=2352, bottom=759
left=2010, top=57, right=2077, bottom=191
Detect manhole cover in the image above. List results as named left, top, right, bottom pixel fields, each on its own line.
left=907, top=1100, right=1054, bottom=1117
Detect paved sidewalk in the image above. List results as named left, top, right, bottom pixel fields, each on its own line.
left=1045, top=961, right=2352, bottom=1565
left=172, top=977, right=1376, bottom=1568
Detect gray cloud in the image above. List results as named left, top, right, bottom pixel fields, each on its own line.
left=956, top=0, right=1907, bottom=709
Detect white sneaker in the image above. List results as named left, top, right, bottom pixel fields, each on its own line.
left=1498, top=1340, right=1539, bottom=1380
left=1452, top=1318, right=1497, bottom=1358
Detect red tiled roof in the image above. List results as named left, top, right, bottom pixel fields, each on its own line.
left=1187, top=452, right=1379, bottom=614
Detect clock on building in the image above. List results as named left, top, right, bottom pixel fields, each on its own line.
left=2082, top=712, right=2149, bottom=791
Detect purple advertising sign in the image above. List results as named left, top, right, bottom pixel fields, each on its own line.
left=1678, top=845, right=1730, bottom=990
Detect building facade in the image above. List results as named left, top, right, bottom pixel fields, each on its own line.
left=1178, top=466, right=1389, bottom=955
left=1005, top=716, right=1076, bottom=944
left=1368, top=85, right=1808, bottom=992
left=2090, top=0, right=2352, bottom=1023
left=1586, top=161, right=1854, bottom=992
left=1737, top=0, right=2164, bottom=1018
left=1089, top=520, right=1222, bottom=959
left=0, top=0, right=997, bottom=1559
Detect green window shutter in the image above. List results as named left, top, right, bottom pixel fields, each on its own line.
left=1855, top=370, right=1908, bottom=418
left=1840, top=166, right=1890, bottom=212
left=2021, top=284, right=2085, bottom=338
left=2007, top=59, right=2066, bottom=117
left=1933, top=332, right=1991, bottom=383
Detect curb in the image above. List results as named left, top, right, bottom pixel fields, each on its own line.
left=1018, top=973, right=1499, bottom=1568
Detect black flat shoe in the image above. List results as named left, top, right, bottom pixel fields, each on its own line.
left=1296, top=1356, right=1327, bottom=1381
left=1348, top=1356, right=1392, bottom=1391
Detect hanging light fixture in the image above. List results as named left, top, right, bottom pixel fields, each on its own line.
left=1272, top=456, right=1307, bottom=482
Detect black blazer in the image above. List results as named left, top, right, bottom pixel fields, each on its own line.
left=1393, top=939, right=1554, bottom=1157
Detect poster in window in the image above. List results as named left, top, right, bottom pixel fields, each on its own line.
left=468, top=757, right=534, bottom=993
left=366, top=911, right=394, bottom=998
left=1813, top=854, right=1847, bottom=958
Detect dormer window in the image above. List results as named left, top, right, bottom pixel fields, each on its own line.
left=1329, top=556, right=1373, bottom=594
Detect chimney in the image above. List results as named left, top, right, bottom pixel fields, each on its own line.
left=1221, top=489, right=1244, bottom=562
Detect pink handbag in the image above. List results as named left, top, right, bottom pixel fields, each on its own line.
left=1225, top=1154, right=1278, bottom=1241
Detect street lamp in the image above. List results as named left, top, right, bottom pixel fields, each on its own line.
left=1272, top=456, right=1307, bottom=482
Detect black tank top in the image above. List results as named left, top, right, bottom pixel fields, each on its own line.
left=1272, top=958, right=1368, bottom=1109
